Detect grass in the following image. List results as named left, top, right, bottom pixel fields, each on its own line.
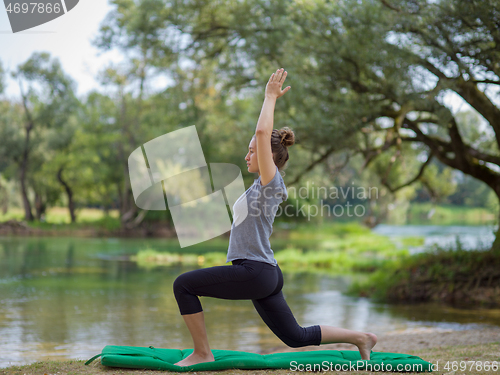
left=0, top=207, right=116, bottom=222
left=2, top=342, right=499, bottom=374
left=131, top=250, right=228, bottom=269
left=0, top=207, right=122, bottom=231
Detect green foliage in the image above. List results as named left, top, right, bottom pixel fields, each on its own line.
left=399, top=236, right=425, bottom=247
left=0, top=101, right=25, bottom=176
left=290, top=221, right=371, bottom=239
left=87, top=215, right=122, bottom=231
left=275, top=247, right=395, bottom=275
left=2, top=52, right=80, bottom=221
left=276, top=222, right=411, bottom=274
left=418, top=164, right=457, bottom=203
left=446, top=171, right=495, bottom=208
left=132, top=249, right=200, bottom=269
left=131, top=248, right=227, bottom=269
left=14, top=52, right=77, bottom=126
left=405, top=203, right=496, bottom=226
left=349, top=243, right=500, bottom=306
left=0, top=61, right=4, bottom=94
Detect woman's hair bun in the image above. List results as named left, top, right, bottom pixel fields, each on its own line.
left=278, top=127, right=295, bottom=148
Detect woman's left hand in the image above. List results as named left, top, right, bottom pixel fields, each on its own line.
left=265, top=68, right=291, bottom=99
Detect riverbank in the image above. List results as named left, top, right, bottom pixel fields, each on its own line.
left=3, top=327, right=499, bottom=374
left=0, top=218, right=178, bottom=238
left=350, top=245, right=500, bottom=307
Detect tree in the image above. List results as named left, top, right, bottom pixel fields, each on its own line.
left=97, top=0, right=500, bottom=250
left=349, top=0, right=500, bottom=248
left=77, top=91, right=123, bottom=214
left=11, top=52, right=78, bottom=221
left=0, top=61, right=4, bottom=94
left=0, top=61, right=8, bottom=214
left=94, top=0, right=260, bottom=228
left=94, top=0, right=182, bottom=228
left=0, top=62, right=21, bottom=216
left=165, top=0, right=500, bottom=249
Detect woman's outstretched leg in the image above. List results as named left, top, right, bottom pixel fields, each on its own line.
left=319, top=326, right=377, bottom=360
left=174, top=311, right=215, bottom=366
left=253, top=293, right=378, bottom=360
left=252, top=264, right=377, bottom=360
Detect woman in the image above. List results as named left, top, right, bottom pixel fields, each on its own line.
left=173, top=68, right=377, bottom=367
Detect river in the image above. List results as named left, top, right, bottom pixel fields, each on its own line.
left=0, top=225, right=498, bottom=368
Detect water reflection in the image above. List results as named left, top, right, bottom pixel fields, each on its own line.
left=0, top=235, right=498, bottom=368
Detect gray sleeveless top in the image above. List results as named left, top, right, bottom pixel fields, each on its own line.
left=226, top=165, right=288, bottom=266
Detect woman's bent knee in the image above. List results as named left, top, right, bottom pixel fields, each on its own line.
left=173, top=273, right=202, bottom=315
left=173, top=273, right=190, bottom=298
left=173, top=274, right=182, bottom=294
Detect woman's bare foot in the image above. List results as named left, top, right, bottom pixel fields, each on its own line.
left=356, top=332, right=378, bottom=360
left=174, top=351, right=215, bottom=367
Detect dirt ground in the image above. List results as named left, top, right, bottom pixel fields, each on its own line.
left=3, top=327, right=499, bottom=375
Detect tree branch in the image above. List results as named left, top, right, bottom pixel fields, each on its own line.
left=473, top=79, right=500, bottom=85
left=379, top=0, right=402, bottom=12
left=382, top=152, right=434, bottom=193
left=400, top=135, right=500, bottom=166
left=447, top=116, right=469, bottom=172
left=404, top=118, right=500, bottom=189
left=453, top=78, right=500, bottom=150
left=466, top=147, right=500, bottom=166
left=361, top=137, right=399, bottom=170
left=287, top=144, right=337, bottom=186
left=327, top=152, right=351, bottom=181
left=402, top=119, right=458, bottom=169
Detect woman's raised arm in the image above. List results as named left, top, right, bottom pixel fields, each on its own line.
left=255, top=68, right=291, bottom=186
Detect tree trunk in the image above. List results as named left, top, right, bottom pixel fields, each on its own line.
left=57, top=167, right=76, bottom=223
left=121, top=191, right=138, bottom=225
left=493, top=217, right=500, bottom=254
left=34, top=190, right=47, bottom=221
left=19, top=85, right=35, bottom=222
left=0, top=181, right=8, bottom=215
left=119, top=157, right=138, bottom=227
left=491, top=190, right=500, bottom=254
left=20, top=169, right=34, bottom=221
left=124, top=209, right=147, bottom=229
left=120, top=182, right=131, bottom=220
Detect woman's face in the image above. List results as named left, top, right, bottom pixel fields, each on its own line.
left=245, top=137, right=259, bottom=174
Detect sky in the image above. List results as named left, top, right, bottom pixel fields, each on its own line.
left=0, top=0, right=122, bottom=98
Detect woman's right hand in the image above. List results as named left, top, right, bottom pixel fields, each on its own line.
left=265, top=68, right=291, bottom=99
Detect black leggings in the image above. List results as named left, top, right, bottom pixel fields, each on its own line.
left=173, top=259, right=322, bottom=348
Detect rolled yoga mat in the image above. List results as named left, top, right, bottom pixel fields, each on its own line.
left=85, top=345, right=433, bottom=372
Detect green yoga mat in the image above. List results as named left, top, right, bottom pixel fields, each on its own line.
left=85, top=345, right=433, bottom=372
